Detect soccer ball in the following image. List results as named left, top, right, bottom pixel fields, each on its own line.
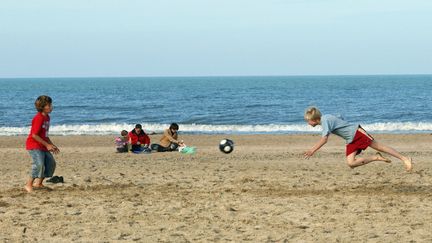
left=219, top=139, right=234, bottom=154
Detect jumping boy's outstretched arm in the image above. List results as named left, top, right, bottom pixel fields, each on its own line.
left=304, top=135, right=328, bottom=159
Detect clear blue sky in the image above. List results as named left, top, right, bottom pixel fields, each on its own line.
left=1, top=0, right=431, bottom=77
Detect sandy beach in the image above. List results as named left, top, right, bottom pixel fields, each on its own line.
left=0, top=134, right=431, bottom=242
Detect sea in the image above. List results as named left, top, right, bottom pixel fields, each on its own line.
left=0, top=75, right=431, bottom=136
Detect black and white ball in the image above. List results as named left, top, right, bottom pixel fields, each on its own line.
left=219, top=139, right=234, bottom=154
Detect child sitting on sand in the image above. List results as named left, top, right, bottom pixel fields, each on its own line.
left=303, top=106, right=413, bottom=171
left=25, top=95, right=60, bottom=193
left=115, top=130, right=129, bottom=153
left=151, top=123, right=184, bottom=152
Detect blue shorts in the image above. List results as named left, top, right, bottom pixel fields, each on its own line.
left=28, top=150, right=56, bottom=178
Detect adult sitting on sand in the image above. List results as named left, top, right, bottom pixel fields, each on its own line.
left=151, top=123, right=184, bottom=152
left=128, top=124, right=151, bottom=153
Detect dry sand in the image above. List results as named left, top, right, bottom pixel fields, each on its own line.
left=0, top=134, right=431, bottom=242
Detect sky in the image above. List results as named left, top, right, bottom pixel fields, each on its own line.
left=0, top=0, right=431, bottom=77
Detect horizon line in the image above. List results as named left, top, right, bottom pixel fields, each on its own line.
left=1, top=73, right=431, bottom=79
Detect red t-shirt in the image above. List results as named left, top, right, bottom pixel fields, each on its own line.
left=26, top=112, right=50, bottom=151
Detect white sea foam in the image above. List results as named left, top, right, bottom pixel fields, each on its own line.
left=1, top=122, right=431, bottom=136
left=361, top=122, right=432, bottom=132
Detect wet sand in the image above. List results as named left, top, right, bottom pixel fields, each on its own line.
left=0, top=134, right=431, bottom=242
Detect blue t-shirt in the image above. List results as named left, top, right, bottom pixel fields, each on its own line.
left=321, top=114, right=359, bottom=144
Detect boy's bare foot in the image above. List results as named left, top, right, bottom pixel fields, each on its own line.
left=403, top=157, right=413, bottom=172
left=34, top=184, right=52, bottom=190
left=24, top=185, right=33, bottom=193
left=376, top=152, right=392, bottom=163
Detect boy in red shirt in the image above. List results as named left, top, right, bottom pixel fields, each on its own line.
left=25, top=95, right=60, bottom=192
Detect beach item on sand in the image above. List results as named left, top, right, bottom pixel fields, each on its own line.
left=179, top=146, right=196, bottom=155
left=219, top=139, right=234, bottom=154
left=46, top=176, right=64, bottom=183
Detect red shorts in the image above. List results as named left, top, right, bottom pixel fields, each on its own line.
left=346, top=130, right=374, bottom=156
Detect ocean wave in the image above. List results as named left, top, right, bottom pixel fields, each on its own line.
left=1, top=122, right=431, bottom=136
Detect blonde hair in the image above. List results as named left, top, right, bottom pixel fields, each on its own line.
left=304, top=106, right=322, bottom=121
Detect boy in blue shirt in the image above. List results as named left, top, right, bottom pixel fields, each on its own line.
left=303, top=107, right=412, bottom=171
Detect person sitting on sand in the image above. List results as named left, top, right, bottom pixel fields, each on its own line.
left=128, top=124, right=151, bottom=153
left=115, top=130, right=129, bottom=153
left=303, top=106, right=413, bottom=171
left=151, top=123, right=184, bottom=152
